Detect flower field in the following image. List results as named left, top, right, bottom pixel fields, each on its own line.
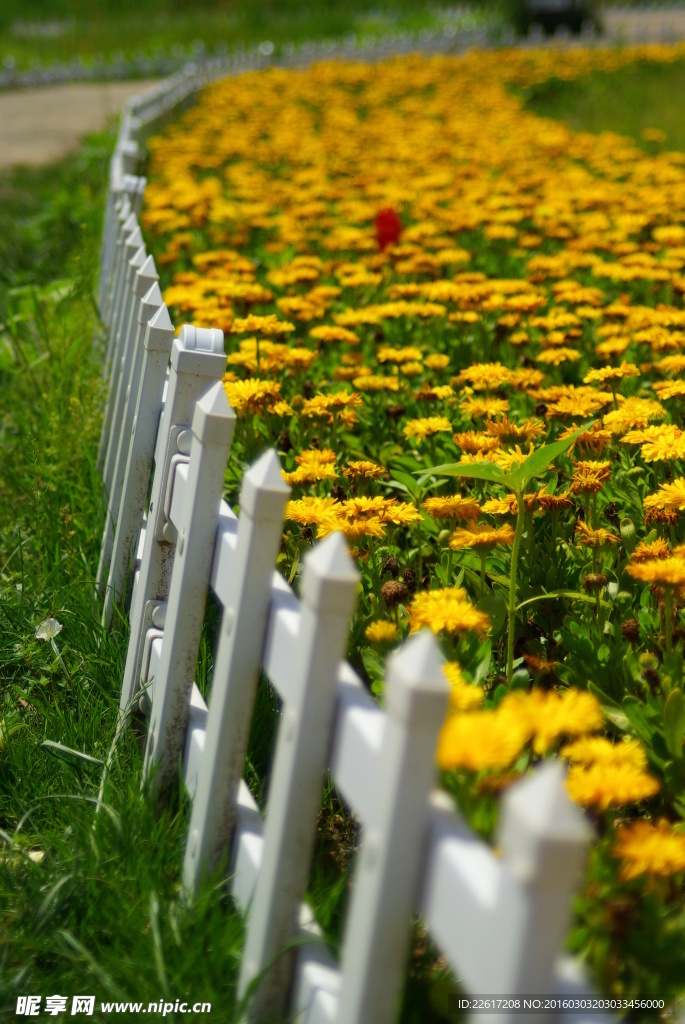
left=141, top=43, right=685, bottom=1001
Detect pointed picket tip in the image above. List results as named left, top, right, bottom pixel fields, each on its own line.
left=130, top=245, right=146, bottom=268
left=386, top=629, right=449, bottom=725
left=135, top=256, right=158, bottom=297
left=499, top=761, right=592, bottom=858
left=123, top=211, right=137, bottom=233
left=142, top=281, right=163, bottom=308
left=302, top=531, right=359, bottom=616
left=145, top=302, right=175, bottom=353
left=139, top=283, right=163, bottom=323
left=241, top=448, right=290, bottom=522
left=192, top=380, right=236, bottom=447
left=149, top=303, right=173, bottom=331
left=139, top=253, right=159, bottom=283
left=126, top=226, right=143, bottom=250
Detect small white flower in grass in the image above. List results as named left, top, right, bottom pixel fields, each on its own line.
left=35, top=618, right=63, bottom=642
left=36, top=617, right=68, bottom=675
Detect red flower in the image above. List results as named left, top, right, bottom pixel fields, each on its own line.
left=375, top=207, right=402, bottom=251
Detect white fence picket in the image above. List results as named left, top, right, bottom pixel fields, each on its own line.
left=143, top=380, right=236, bottom=795
left=118, top=325, right=226, bottom=714
left=102, top=302, right=174, bottom=628
left=183, top=448, right=290, bottom=893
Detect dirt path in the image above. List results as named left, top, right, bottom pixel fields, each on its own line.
left=0, top=80, right=159, bottom=169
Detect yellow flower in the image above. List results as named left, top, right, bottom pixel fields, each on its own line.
left=408, top=588, right=490, bottom=638
left=583, top=361, right=640, bottom=385
left=449, top=523, right=515, bottom=551
left=501, top=688, right=604, bottom=755
left=485, top=416, right=546, bottom=444
left=460, top=395, right=510, bottom=420
left=643, top=477, right=685, bottom=513
left=309, top=324, right=360, bottom=345
left=443, top=662, right=483, bottom=712
left=567, top=762, right=660, bottom=810
left=436, top=705, right=530, bottom=771
left=453, top=430, right=500, bottom=454
left=421, top=494, right=481, bottom=522
left=627, top=555, right=685, bottom=588
left=285, top=497, right=342, bottom=536
left=653, top=379, right=685, bottom=401
left=570, top=459, right=612, bottom=494
left=535, top=347, right=581, bottom=365
left=223, top=378, right=282, bottom=416
left=231, top=313, right=295, bottom=335
left=561, top=736, right=647, bottom=770
left=365, top=620, right=399, bottom=644
left=403, top=416, right=452, bottom=442
left=574, top=521, right=620, bottom=548
left=612, top=820, right=685, bottom=881
left=353, top=374, right=400, bottom=393
left=631, top=538, right=671, bottom=562
left=342, top=460, right=386, bottom=481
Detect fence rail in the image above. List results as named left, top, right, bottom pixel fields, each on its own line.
left=93, top=49, right=609, bottom=1024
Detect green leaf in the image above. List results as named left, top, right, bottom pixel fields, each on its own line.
left=503, top=420, right=595, bottom=493
left=41, top=740, right=104, bottom=768
left=388, top=470, right=420, bottom=500
left=622, top=696, right=655, bottom=749
left=620, top=517, right=638, bottom=556
left=419, top=461, right=505, bottom=484
left=663, top=688, right=685, bottom=762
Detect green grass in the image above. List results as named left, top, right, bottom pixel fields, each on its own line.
left=3, top=40, right=685, bottom=1024
left=0, top=1, right=486, bottom=72
left=523, top=56, right=685, bottom=152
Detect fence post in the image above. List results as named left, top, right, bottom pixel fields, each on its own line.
left=96, top=273, right=162, bottom=595
left=478, top=762, right=592, bottom=1024
left=102, top=302, right=173, bottom=629
left=143, top=380, right=236, bottom=797
left=238, top=531, right=359, bottom=1023
left=118, top=325, right=227, bottom=715
left=183, top=448, right=290, bottom=895
left=335, top=630, right=450, bottom=1024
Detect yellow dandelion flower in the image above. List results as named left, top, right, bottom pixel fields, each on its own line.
left=574, top=521, right=620, bottom=548
left=643, top=477, right=685, bottom=513
left=365, top=620, right=399, bottom=644
left=583, top=361, right=640, bottom=385
left=436, top=705, right=530, bottom=771
left=502, top=688, right=604, bottom=755
left=449, top=523, right=515, bottom=551
left=342, top=460, right=386, bottom=481
left=627, top=555, right=685, bottom=587
left=613, top=820, right=685, bottom=881
left=231, top=313, right=295, bottom=335
left=561, top=736, right=647, bottom=770
left=408, top=587, right=490, bottom=638
left=443, top=662, right=483, bottom=712
left=567, top=762, right=660, bottom=810
left=421, top=494, right=481, bottom=522
left=403, top=416, right=452, bottom=442
left=485, top=416, right=546, bottom=444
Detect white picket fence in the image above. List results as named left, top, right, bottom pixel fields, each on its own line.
left=93, top=59, right=610, bottom=1024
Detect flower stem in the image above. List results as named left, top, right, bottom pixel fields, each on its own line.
left=664, top=586, right=674, bottom=654
left=479, top=550, right=487, bottom=597
left=506, top=490, right=526, bottom=686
